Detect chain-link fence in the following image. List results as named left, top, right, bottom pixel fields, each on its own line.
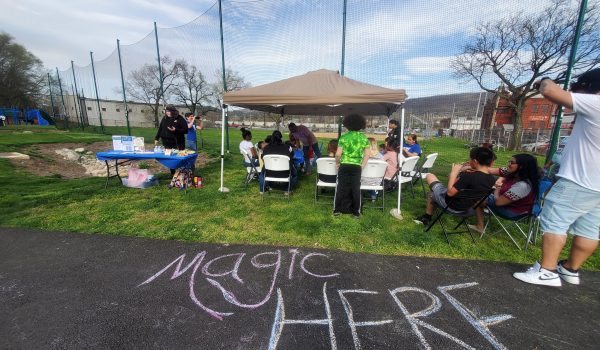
left=40, top=0, right=599, bottom=163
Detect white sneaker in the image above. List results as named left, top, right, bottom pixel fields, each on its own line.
left=557, top=260, right=580, bottom=285
left=513, top=262, right=561, bottom=287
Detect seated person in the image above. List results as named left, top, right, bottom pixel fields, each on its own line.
left=367, top=137, right=383, bottom=159
left=239, top=127, right=258, bottom=167
left=402, top=133, right=422, bottom=157
left=414, top=147, right=496, bottom=226
left=364, top=143, right=398, bottom=199
left=470, top=153, right=540, bottom=233
left=256, top=141, right=266, bottom=168
left=379, top=143, right=386, bottom=157
left=327, top=139, right=338, bottom=157
left=259, top=130, right=298, bottom=193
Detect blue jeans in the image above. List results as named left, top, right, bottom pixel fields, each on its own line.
left=186, top=139, right=197, bottom=151
left=302, top=142, right=322, bottom=174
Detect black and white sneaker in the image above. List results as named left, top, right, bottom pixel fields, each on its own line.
left=557, top=260, right=580, bottom=285
left=413, top=215, right=431, bottom=226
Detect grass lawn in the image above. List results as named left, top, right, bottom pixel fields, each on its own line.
left=1, top=125, right=597, bottom=270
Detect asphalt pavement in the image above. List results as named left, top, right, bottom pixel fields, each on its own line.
left=1, top=227, right=599, bottom=349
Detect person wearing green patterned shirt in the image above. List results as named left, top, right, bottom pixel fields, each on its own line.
left=334, top=114, right=370, bottom=217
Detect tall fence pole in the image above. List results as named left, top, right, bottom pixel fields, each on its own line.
left=546, top=0, right=588, bottom=164
left=47, top=73, right=56, bottom=119
left=117, top=39, right=132, bottom=136
left=90, top=51, right=105, bottom=133
left=337, top=0, right=348, bottom=139
left=56, top=68, right=68, bottom=129
left=154, top=22, right=165, bottom=108
left=70, top=84, right=82, bottom=129
left=218, top=0, right=230, bottom=153
left=70, top=61, right=84, bottom=130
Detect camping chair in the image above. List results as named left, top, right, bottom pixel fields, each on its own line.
left=241, top=149, right=261, bottom=188
left=412, top=153, right=439, bottom=198
left=262, top=154, right=292, bottom=200
left=315, top=157, right=337, bottom=203
left=481, top=179, right=553, bottom=250
left=524, top=179, right=553, bottom=249
left=425, top=188, right=494, bottom=245
left=360, top=159, right=388, bottom=211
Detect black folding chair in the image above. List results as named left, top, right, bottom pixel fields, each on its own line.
left=425, top=188, right=494, bottom=245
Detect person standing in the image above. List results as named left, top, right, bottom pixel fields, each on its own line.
left=387, top=119, right=402, bottom=151
left=513, top=68, right=600, bottom=287
left=288, top=122, right=321, bottom=175
left=154, top=105, right=187, bottom=151
left=333, top=114, right=370, bottom=218
left=185, top=112, right=197, bottom=151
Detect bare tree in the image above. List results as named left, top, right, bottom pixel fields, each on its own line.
left=211, top=68, right=250, bottom=107
left=125, top=56, right=183, bottom=127
left=451, top=0, right=600, bottom=149
left=172, top=62, right=212, bottom=115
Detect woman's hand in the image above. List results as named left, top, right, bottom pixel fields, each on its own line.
left=495, top=177, right=504, bottom=188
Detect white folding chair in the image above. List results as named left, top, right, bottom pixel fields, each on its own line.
left=413, top=153, right=438, bottom=197
left=262, top=154, right=292, bottom=200
left=315, top=157, right=337, bottom=203
left=397, top=156, right=420, bottom=198
left=241, top=149, right=261, bottom=188
left=360, top=159, right=388, bottom=211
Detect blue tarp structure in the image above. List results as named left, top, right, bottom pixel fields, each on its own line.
left=0, top=108, right=49, bottom=125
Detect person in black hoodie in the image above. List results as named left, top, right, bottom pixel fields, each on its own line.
left=259, top=130, right=298, bottom=194
left=154, top=105, right=187, bottom=150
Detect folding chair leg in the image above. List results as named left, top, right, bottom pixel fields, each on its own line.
left=420, top=177, right=427, bottom=198
left=490, top=212, right=522, bottom=250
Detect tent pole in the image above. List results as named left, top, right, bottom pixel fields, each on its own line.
left=218, top=103, right=229, bottom=193
left=390, top=105, right=405, bottom=220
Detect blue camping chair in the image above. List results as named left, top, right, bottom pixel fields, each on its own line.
left=481, top=179, right=553, bottom=250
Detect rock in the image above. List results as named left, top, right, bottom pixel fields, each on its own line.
left=74, top=148, right=85, bottom=153
left=0, top=152, right=30, bottom=160
left=54, top=148, right=80, bottom=161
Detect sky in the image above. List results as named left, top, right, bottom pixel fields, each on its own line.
left=0, top=0, right=593, bottom=100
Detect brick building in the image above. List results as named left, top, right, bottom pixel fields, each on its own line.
left=481, top=92, right=557, bottom=130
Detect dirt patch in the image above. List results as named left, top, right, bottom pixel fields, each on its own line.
left=8, top=142, right=210, bottom=179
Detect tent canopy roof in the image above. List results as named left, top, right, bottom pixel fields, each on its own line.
left=223, top=69, right=406, bottom=116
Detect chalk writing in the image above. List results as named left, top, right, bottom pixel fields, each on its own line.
left=268, top=283, right=512, bottom=350
left=338, top=289, right=393, bottom=350
left=139, top=248, right=339, bottom=320
left=438, top=283, right=513, bottom=350
left=139, top=249, right=513, bottom=349
left=268, top=283, right=336, bottom=350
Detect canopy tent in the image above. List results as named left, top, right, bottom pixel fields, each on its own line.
left=223, top=69, right=406, bottom=116
left=218, top=69, right=408, bottom=219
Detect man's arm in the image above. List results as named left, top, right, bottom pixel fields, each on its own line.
left=538, top=79, right=573, bottom=110
left=446, top=163, right=463, bottom=197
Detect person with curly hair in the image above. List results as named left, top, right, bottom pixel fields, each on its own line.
left=333, top=114, right=370, bottom=218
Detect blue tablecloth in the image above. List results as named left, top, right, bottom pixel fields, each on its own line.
left=96, top=151, right=197, bottom=169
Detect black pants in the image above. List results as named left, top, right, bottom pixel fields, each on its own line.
left=334, top=164, right=362, bottom=215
